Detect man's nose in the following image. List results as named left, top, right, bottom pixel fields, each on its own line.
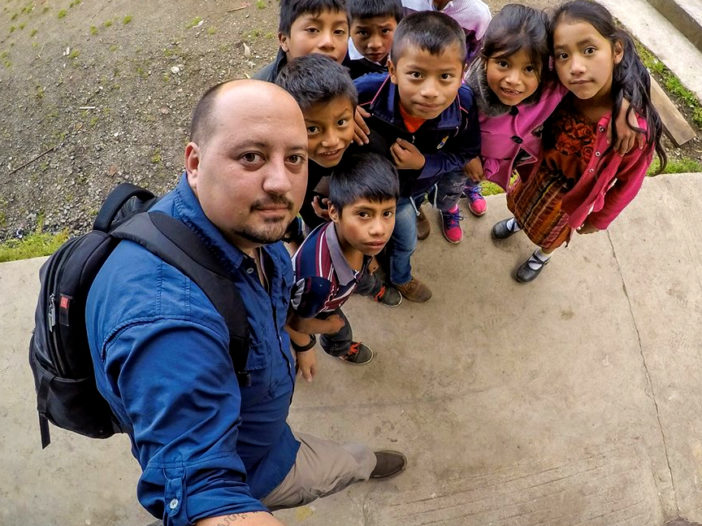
left=263, top=159, right=293, bottom=194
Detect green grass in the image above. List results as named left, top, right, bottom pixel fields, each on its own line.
left=256, top=0, right=266, bottom=8
left=0, top=229, right=68, bottom=263
left=57, top=9, right=67, bottom=19
left=186, top=16, right=202, bottom=28
left=122, top=15, right=132, bottom=24
left=648, top=156, right=702, bottom=175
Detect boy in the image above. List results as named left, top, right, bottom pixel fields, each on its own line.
left=276, top=54, right=401, bottom=307
left=401, top=0, right=492, bottom=218
left=353, top=11, right=480, bottom=302
left=346, top=0, right=403, bottom=79
left=287, top=153, right=399, bottom=379
left=255, top=0, right=349, bottom=82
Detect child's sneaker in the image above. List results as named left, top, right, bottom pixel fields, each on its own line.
left=416, top=208, right=430, bottom=240
left=394, top=277, right=432, bottom=302
left=465, top=184, right=487, bottom=216
left=373, top=285, right=402, bottom=307
left=440, top=205, right=463, bottom=244
left=339, top=342, right=374, bottom=365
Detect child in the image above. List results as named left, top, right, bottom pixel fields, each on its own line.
left=401, top=0, right=491, bottom=62
left=346, top=0, right=403, bottom=79
left=465, top=5, right=644, bottom=196
left=287, top=153, right=399, bottom=380
left=254, top=0, right=349, bottom=82
left=276, top=55, right=402, bottom=307
left=493, top=0, right=666, bottom=283
left=401, top=0, right=492, bottom=220
left=354, top=11, right=480, bottom=301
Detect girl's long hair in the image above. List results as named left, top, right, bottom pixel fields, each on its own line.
left=550, top=0, right=666, bottom=172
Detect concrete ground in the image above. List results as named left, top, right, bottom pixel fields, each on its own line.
left=2, top=173, right=702, bottom=526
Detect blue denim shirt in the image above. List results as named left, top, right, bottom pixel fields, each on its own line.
left=86, top=174, right=299, bottom=525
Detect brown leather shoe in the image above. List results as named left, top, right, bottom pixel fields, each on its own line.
left=370, top=450, right=407, bottom=479
left=416, top=208, right=430, bottom=240
left=394, top=277, right=432, bottom=302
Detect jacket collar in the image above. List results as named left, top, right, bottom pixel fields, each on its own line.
left=368, top=74, right=463, bottom=131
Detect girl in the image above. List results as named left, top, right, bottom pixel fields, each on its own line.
left=493, top=0, right=666, bottom=282
left=464, top=3, right=640, bottom=191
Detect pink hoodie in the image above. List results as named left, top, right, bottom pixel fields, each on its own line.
left=478, top=81, right=567, bottom=190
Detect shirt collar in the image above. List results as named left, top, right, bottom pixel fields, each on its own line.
left=324, top=223, right=357, bottom=286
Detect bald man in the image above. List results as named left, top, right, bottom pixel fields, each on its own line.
left=86, top=81, right=405, bottom=526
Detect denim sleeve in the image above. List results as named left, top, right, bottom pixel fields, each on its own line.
left=104, top=319, right=267, bottom=525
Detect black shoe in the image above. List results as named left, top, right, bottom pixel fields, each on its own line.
left=339, top=342, right=374, bottom=365
left=370, top=450, right=407, bottom=479
left=373, top=285, right=402, bottom=307
left=492, top=217, right=520, bottom=240
left=514, top=251, right=550, bottom=283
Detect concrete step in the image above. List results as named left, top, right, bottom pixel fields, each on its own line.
left=598, top=0, right=702, bottom=104
left=647, top=0, right=702, bottom=53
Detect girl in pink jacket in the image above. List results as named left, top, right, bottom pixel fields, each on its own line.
left=493, top=0, right=666, bottom=283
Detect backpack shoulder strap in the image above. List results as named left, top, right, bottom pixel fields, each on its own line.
left=93, top=183, right=156, bottom=232
left=111, top=212, right=251, bottom=386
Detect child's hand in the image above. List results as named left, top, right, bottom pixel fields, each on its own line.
left=295, top=348, right=317, bottom=383
left=576, top=219, right=600, bottom=235
left=311, top=196, right=331, bottom=221
left=608, top=99, right=646, bottom=155
left=323, top=314, right=346, bottom=334
left=464, top=157, right=485, bottom=182
left=353, top=106, right=371, bottom=145
left=390, top=138, right=425, bottom=170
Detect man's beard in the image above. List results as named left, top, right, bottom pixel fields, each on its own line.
left=236, top=218, right=290, bottom=245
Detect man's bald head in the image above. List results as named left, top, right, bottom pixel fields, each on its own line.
left=189, top=79, right=302, bottom=146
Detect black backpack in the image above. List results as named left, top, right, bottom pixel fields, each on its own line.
left=29, top=183, right=251, bottom=448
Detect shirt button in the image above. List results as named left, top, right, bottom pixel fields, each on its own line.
left=511, top=135, right=523, bottom=144
left=169, top=499, right=179, bottom=510
left=595, top=151, right=601, bottom=157
left=599, top=126, right=605, bottom=132
left=246, top=267, right=254, bottom=274
left=589, top=169, right=594, bottom=172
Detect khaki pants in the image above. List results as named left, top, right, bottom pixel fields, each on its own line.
left=262, top=432, right=376, bottom=510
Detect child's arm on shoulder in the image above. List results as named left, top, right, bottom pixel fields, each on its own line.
left=464, top=156, right=485, bottom=182
left=609, top=98, right=647, bottom=155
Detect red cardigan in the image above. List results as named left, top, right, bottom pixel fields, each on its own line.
left=526, top=112, right=654, bottom=230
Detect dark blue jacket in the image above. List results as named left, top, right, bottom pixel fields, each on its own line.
left=86, top=174, right=299, bottom=526
left=354, top=73, right=480, bottom=197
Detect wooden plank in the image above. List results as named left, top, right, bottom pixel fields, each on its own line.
left=650, top=76, right=696, bottom=147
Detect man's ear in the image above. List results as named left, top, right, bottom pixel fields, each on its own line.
left=279, top=32, right=290, bottom=54
left=387, top=58, right=398, bottom=85
left=184, top=142, right=200, bottom=191
left=613, top=39, right=624, bottom=65
left=328, top=203, right=340, bottom=223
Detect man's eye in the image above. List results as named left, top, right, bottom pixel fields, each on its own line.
left=241, top=152, right=262, bottom=163
left=356, top=29, right=368, bottom=37
left=358, top=211, right=369, bottom=218
left=288, top=154, right=305, bottom=164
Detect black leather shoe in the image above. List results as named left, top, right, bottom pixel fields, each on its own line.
left=370, top=450, right=407, bottom=479
left=514, top=252, right=550, bottom=283
left=492, top=218, right=519, bottom=240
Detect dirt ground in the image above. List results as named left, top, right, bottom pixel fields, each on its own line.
left=0, top=0, right=699, bottom=241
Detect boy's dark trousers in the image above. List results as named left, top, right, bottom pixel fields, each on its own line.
left=317, top=309, right=353, bottom=356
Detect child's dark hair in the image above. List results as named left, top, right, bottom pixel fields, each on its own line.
left=390, top=11, right=466, bottom=64
left=279, top=0, right=347, bottom=35
left=481, top=4, right=551, bottom=86
left=550, top=1, right=666, bottom=171
left=347, top=0, right=403, bottom=24
left=329, top=152, right=399, bottom=214
left=275, top=54, right=357, bottom=111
